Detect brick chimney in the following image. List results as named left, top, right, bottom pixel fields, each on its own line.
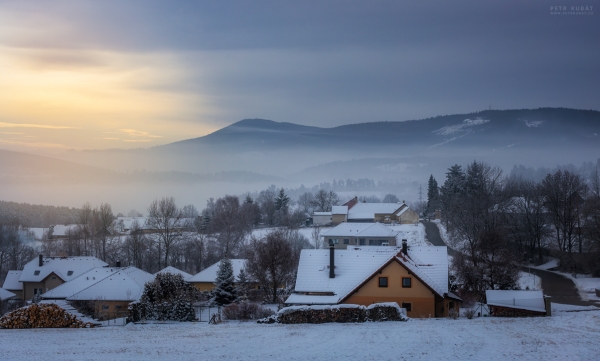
left=402, top=239, right=408, bottom=256
left=329, top=239, right=335, bottom=278
left=38, top=254, right=43, bottom=267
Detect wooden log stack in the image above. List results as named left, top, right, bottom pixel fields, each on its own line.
left=0, top=303, right=96, bottom=329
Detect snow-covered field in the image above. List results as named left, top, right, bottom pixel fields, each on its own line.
left=1, top=305, right=599, bottom=361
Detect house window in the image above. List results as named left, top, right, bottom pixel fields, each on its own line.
left=328, top=238, right=339, bottom=244
left=402, top=302, right=412, bottom=312
left=34, top=270, right=40, bottom=276
left=378, top=277, right=388, bottom=287
left=343, top=239, right=350, bottom=245
left=359, top=239, right=366, bottom=245
left=102, top=305, right=109, bottom=310
left=402, top=277, right=412, bottom=288
left=116, top=305, right=122, bottom=310
left=51, top=276, right=56, bottom=279
left=369, top=239, right=376, bottom=245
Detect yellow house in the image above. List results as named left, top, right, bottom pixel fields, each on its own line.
left=188, top=259, right=258, bottom=291
left=286, top=244, right=460, bottom=318
left=66, top=267, right=155, bottom=320
left=16, top=255, right=108, bottom=300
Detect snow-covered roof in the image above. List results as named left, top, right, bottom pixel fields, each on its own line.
left=2, top=270, right=23, bottom=291
left=67, top=267, right=154, bottom=302
left=155, top=266, right=193, bottom=281
left=41, top=267, right=120, bottom=299
left=486, top=290, right=546, bottom=313
left=347, top=203, right=403, bottom=220
left=406, top=246, right=449, bottom=295
left=19, top=256, right=108, bottom=283
left=331, top=206, right=348, bottom=215
left=388, top=223, right=427, bottom=247
left=0, top=288, right=16, bottom=301
left=287, top=246, right=451, bottom=305
left=29, top=225, right=78, bottom=239
left=321, top=222, right=399, bottom=238
left=313, top=212, right=332, bottom=216
left=289, top=248, right=398, bottom=303
left=188, top=259, right=248, bottom=283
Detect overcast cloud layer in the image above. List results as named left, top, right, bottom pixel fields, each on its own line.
left=0, top=0, right=598, bottom=151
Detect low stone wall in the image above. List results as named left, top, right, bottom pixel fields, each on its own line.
left=275, top=303, right=407, bottom=324
left=489, top=305, right=546, bottom=317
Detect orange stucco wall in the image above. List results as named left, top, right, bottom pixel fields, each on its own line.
left=344, top=261, right=437, bottom=318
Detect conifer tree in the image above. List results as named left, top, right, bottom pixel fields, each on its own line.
left=274, top=188, right=290, bottom=214
left=213, top=258, right=238, bottom=306
left=236, top=267, right=251, bottom=301
left=426, top=175, right=440, bottom=215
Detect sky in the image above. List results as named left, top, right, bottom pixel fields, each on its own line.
left=0, top=0, right=598, bottom=151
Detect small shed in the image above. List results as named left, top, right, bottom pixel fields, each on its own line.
left=486, top=290, right=550, bottom=317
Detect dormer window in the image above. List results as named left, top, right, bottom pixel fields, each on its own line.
left=67, top=271, right=74, bottom=276
left=34, top=270, right=40, bottom=276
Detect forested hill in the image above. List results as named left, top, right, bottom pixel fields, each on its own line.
left=0, top=201, right=80, bottom=227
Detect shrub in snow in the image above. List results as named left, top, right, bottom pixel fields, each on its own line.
left=128, top=272, right=197, bottom=322
left=463, top=308, right=477, bottom=319
left=257, top=314, right=279, bottom=324
left=448, top=308, right=459, bottom=320
left=222, top=301, right=275, bottom=321
left=212, top=258, right=238, bottom=306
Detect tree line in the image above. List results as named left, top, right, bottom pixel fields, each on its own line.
left=428, top=161, right=600, bottom=301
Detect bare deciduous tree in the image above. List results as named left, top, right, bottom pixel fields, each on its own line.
left=310, top=189, right=339, bottom=212
left=245, top=229, right=299, bottom=304
left=147, top=197, right=184, bottom=269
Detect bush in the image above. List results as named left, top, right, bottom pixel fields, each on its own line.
left=463, top=308, right=477, bottom=319
left=448, top=308, right=458, bottom=320
left=222, top=302, right=275, bottom=321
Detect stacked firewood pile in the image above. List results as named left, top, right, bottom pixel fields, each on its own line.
left=366, top=302, right=408, bottom=321
left=279, top=305, right=366, bottom=324
left=489, top=306, right=546, bottom=317
left=274, top=303, right=408, bottom=324
left=0, top=303, right=96, bottom=329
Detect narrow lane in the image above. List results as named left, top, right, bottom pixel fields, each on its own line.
left=422, top=221, right=457, bottom=256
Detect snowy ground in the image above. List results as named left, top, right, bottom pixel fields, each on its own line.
left=561, top=273, right=600, bottom=303
left=1, top=305, right=599, bottom=361
left=518, top=271, right=542, bottom=291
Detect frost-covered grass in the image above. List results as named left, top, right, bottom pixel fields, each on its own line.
left=1, top=305, right=599, bottom=361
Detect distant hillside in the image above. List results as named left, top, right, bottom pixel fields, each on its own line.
left=33, top=107, right=600, bottom=181
left=0, top=200, right=81, bottom=227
